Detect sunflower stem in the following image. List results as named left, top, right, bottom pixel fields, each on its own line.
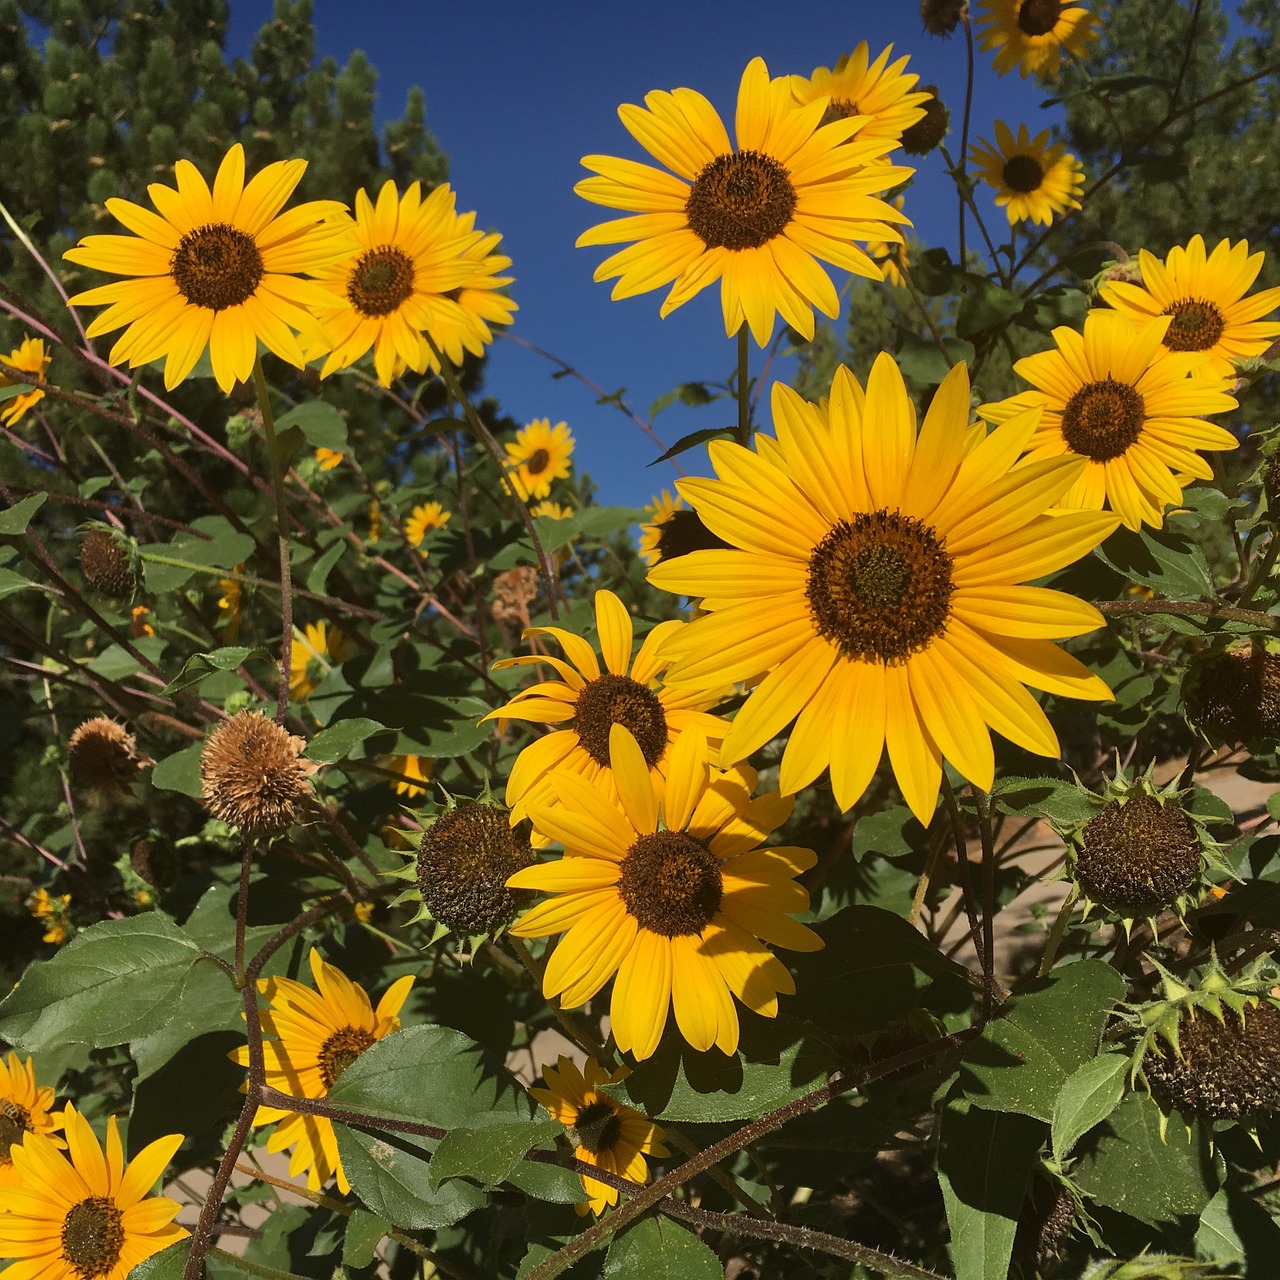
left=736, top=324, right=751, bottom=445
left=234, top=843, right=252, bottom=988
left=974, top=788, right=1001, bottom=1020
left=958, top=18, right=976, bottom=269
left=1038, top=885, right=1080, bottom=978
left=252, top=355, right=294, bottom=723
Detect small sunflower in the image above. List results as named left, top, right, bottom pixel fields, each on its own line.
left=651, top=357, right=1120, bottom=824
left=313, top=447, right=344, bottom=470
left=0, top=1105, right=186, bottom=1280
left=861, top=195, right=909, bottom=287
left=306, top=180, right=489, bottom=387
left=531, top=501, right=576, bottom=568
left=638, top=491, right=683, bottom=567
left=530, top=1056, right=668, bottom=1215
left=638, top=491, right=731, bottom=568
left=231, top=948, right=415, bottom=1193
left=790, top=43, right=931, bottom=147
left=975, top=0, right=1099, bottom=79
left=978, top=310, right=1239, bottom=530
left=384, top=753, right=433, bottom=798
left=216, top=567, right=243, bottom=641
left=503, top=419, right=575, bottom=502
left=0, top=1052, right=64, bottom=1187
left=0, top=336, right=51, bottom=428
left=289, top=620, right=357, bottom=703
left=26, top=888, right=72, bottom=945
left=1100, top=235, right=1280, bottom=379
left=576, top=56, right=912, bottom=345
left=64, top=143, right=349, bottom=393
left=484, top=588, right=727, bottom=837
left=404, top=500, right=451, bottom=548
left=970, top=123, right=1084, bottom=226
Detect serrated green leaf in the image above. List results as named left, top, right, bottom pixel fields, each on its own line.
left=1052, top=1053, right=1129, bottom=1161
left=0, top=491, right=47, bottom=533
left=150, top=743, right=204, bottom=797
left=430, top=1117, right=561, bottom=1189
left=164, top=647, right=265, bottom=696
left=993, top=775, right=1097, bottom=824
left=603, top=1217, right=723, bottom=1279
left=342, top=1209, right=389, bottom=1268
left=1095, top=522, right=1215, bottom=600
left=304, top=717, right=387, bottom=763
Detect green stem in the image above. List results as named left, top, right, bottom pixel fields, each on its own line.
left=736, top=324, right=750, bottom=445
left=206, top=1247, right=311, bottom=1280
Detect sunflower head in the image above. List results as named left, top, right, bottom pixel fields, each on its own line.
left=1183, top=643, right=1280, bottom=750
left=791, top=42, right=932, bottom=146
left=899, top=86, right=950, bottom=156
left=970, top=121, right=1083, bottom=225
left=68, top=716, right=140, bottom=792
left=0, top=1052, right=65, bottom=1186
left=0, top=335, right=52, bottom=428
left=638, top=491, right=731, bottom=567
left=382, top=753, right=434, bottom=799
left=289, top=620, right=357, bottom=703
left=1013, top=1170, right=1081, bottom=1271
left=78, top=527, right=136, bottom=599
left=404, top=500, right=451, bottom=548
left=975, top=0, right=1100, bottom=80
left=490, top=565, right=541, bottom=629
left=503, top=419, right=575, bottom=502
left=921, top=0, right=969, bottom=36
left=200, top=710, right=317, bottom=835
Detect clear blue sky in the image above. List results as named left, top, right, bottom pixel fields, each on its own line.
left=227, top=1, right=1054, bottom=506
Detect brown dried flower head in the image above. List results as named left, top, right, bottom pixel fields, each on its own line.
left=79, top=528, right=134, bottom=598
left=200, top=710, right=317, bottom=834
left=900, top=86, right=949, bottom=156
left=491, top=566, right=540, bottom=628
left=1184, top=645, right=1280, bottom=749
left=921, top=0, right=968, bottom=36
left=68, top=716, right=139, bottom=791
left=1265, top=449, right=1280, bottom=516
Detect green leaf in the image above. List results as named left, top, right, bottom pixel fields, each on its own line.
left=910, top=246, right=959, bottom=295
left=0, top=914, right=199, bottom=1052
left=127, top=1240, right=188, bottom=1280
left=276, top=400, right=347, bottom=450
left=504, top=1155, right=587, bottom=1205
left=1051, top=1052, right=1129, bottom=1161
left=649, top=380, right=719, bottom=419
left=0, top=491, right=47, bottom=533
left=937, top=1098, right=1045, bottom=1280
left=603, top=1217, right=723, bottom=1279
left=0, top=566, right=48, bottom=600
left=648, top=426, right=736, bottom=465
left=87, top=637, right=167, bottom=681
left=959, top=961, right=1125, bottom=1121
left=139, top=516, right=257, bottom=592
left=993, top=775, right=1097, bottom=824
left=342, top=1209, right=390, bottom=1268
left=164, top=647, right=266, bottom=696
left=1195, top=1185, right=1280, bottom=1272
left=304, top=717, right=387, bottom=763
left=956, top=281, right=1025, bottom=339
left=307, top=539, right=347, bottom=594
left=895, top=332, right=976, bottom=386
left=430, top=1117, right=561, bottom=1189
left=1095, top=522, right=1215, bottom=600
left=150, top=743, right=204, bottom=797
left=850, top=805, right=928, bottom=862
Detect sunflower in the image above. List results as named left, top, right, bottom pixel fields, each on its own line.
left=970, top=123, right=1084, bottom=226
left=790, top=43, right=930, bottom=146
left=529, top=1056, right=668, bottom=1215
left=576, top=56, right=912, bottom=345
left=231, top=948, right=414, bottom=1193
left=383, top=754, right=433, bottom=799
left=861, top=195, right=909, bottom=287
left=974, top=0, right=1099, bottom=79
left=0, top=336, right=51, bottom=428
left=404, top=500, right=451, bottom=548
left=638, top=491, right=683, bottom=567
left=531, top=500, right=576, bottom=568
left=0, top=1053, right=64, bottom=1187
left=651, top=356, right=1120, bottom=825
left=978, top=310, right=1239, bottom=530
left=0, top=1105, right=186, bottom=1280
left=510, top=724, right=820, bottom=1058
left=26, top=888, right=72, bottom=945
left=305, top=180, right=490, bottom=387
left=637, top=491, right=731, bottom=568
left=288, top=620, right=357, bottom=703
left=314, top=447, right=344, bottom=470
left=1099, top=235, right=1280, bottom=379
left=503, top=419, right=575, bottom=501
left=64, top=143, right=350, bottom=393
left=217, top=567, right=243, bottom=642
left=484, top=588, right=727, bottom=838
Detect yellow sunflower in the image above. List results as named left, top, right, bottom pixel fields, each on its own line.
left=638, top=491, right=683, bottom=567
left=0, top=1105, right=186, bottom=1280
left=0, top=1053, right=64, bottom=1187
left=231, top=948, right=415, bottom=1193
left=384, top=754, right=433, bottom=799
left=1100, top=235, right=1280, bottom=379
left=314, top=447, right=344, bottom=470
left=305, top=180, right=488, bottom=387
left=651, top=357, right=1121, bottom=825
left=637, top=491, right=731, bottom=568
left=576, top=56, right=912, bottom=345
left=404, top=500, right=451, bottom=548
left=970, top=122, right=1084, bottom=226
left=26, top=888, right=72, bottom=945
left=861, top=195, right=909, bottom=287
left=978, top=310, right=1239, bottom=530
left=216, top=567, right=243, bottom=642
left=529, top=1056, right=668, bottom=1215
left=531, top=500, right=576, bottom=567
left=510, top=724, right=820, bottom=1058
left=288, top=620, right=357, bottom=703
left=484, top=588, right=727, bottom=838
left=503, top=419, right=575, bottom=502
left=790, top=43, right=930, bottom=146
left=975, top=0, right=1099, bottom=79
left=64, top=143, right=349, bottom=393
left=0, top=336, right=51, bottom=428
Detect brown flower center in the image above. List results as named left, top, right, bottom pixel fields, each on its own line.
left=571, top=1100, right=623, bottom=1154
left=61, top=1198, right=125, bottom=1280
left=526, top=448, right=551, bottom=475
left=1017, top=0, right=1062, bottom=36
left=171, top=224, right=264, bottom=311
left=1002, top=154, right=1044, bottom=193
left=685, top=150, right=798, bottom=252
left=318, top=1026, right=376, bottom=1089
left=822, top=98, right=862, bottom=126
left=0, top=1100, right=31, bottom=1162
left=347, top=247, right=415, bottom=317
left=900, top=87, right=949, bottom=157
left=572, top=674, right=668, bottom=768
left=1059, top=377, right=1146, bottom=461
left=619, top=831, right=723, bottom=937
left=1162, top=298, right=1226, bottom=353
left=807, top=512, right=954, bottom=664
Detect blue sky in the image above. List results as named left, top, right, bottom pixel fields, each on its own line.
left=227, top=1, right=1055, bottom=507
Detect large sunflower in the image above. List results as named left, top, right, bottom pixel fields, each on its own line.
left=970, top=123, right=1084, bottom=226
left=0, top=336, right=51, bottom=429
left=64, top=143, right=349, bottom=393
left=0, top=1052, right=63, bottom=1187
left=1100, top=235, right=1280, bottom=379
left=509, top=724, right=821, bottom=1059
left=790, top=43, right=930, bottom=146
left=502, top=419, right=575, bottom=502
left=529, top=1056, right=668, bottom=1215
left=974, top=0, right=1099, bottom=80
left=576, top=56, right=912, bottom=345
left=0, top=1106, right=186, bottom=1280
left=484, top=588, right=727, bottom=836
left=978, top=311, right=1239, bottom=530
left=232, top=948, right=414, bottom=1193
left=651, top=357, right=1120, bottom=825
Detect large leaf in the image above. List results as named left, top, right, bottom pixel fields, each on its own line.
left=139, top=515, right=256, bottom=593
left=1095, top=522, right=1215, bottom=601
left=430, top=1117, right=561, bottom=1190
left=1051, top=1052, right=1129, bottom=1162
left=602, top=1217, right=723, bottom=1279
left=0, top=491, right=46, bottom=534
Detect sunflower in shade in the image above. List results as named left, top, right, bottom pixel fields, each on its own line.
left=530, top=1056, right=668, bottom=1215
left=637, top=491, right=731, bottom=568
left=0, top=1052, right=64, bottom=1186
left=0, top=336, right=51, bottom=428
left=970, top=123, right=1084, bottom=226
left=289, top=620, right=357, bottom=702
left=1099, top=235, right=1280, bottom=379
left=503, top=419, right=575, bottom=501
left=789, top=43, right=930, bottom=146
left=975, top=0, right=1099, bottom=80
left=383, top=753, right=433, bottom=799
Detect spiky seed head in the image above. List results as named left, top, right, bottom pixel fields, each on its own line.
left=79, top=528, right=134, bottom=598
left=920, top=0, right=967, bottom=36
left=1183, top=645, right=1280, bottom=748
left=68, top=716, right=139, bottom=791
left=900, top=87, right=949, bottom=156
left=1264, top=449, right=1280, bottom=516
left=1013, top=1173, right=1077, bottom=1272
left=200, top=710, right=316, bottom=835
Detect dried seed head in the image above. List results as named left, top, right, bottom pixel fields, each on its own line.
left=68, top=717, right=139, bottom=791
left=1265, top=450, right=1280, bottom=516
left=491, top=566, right=540, bottom=628
left=1184, top=646, right=1280, bottom=748
left=200, top=710, right=316, bottom=834
left=1013, top=1174, right=1076, bottom=1272
left=900, top=87, right=949, bottom=156
left=79, top=528, right=134, bottom=598
left=921, top=0, right=967, bottom=36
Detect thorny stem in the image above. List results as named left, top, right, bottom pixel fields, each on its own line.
left=1096, top=598, right=1280, bottom=632
left=253, top=356, right=294, bottom=723
left=958, top=19, right=976, bottom=268
left=940, top=776, right=987, bottom=983
left=736, top=324, right=751, bottom=445
left=234, top=845, right=253, bottom=988
left=974, top=789, right=1001, bottom=1019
